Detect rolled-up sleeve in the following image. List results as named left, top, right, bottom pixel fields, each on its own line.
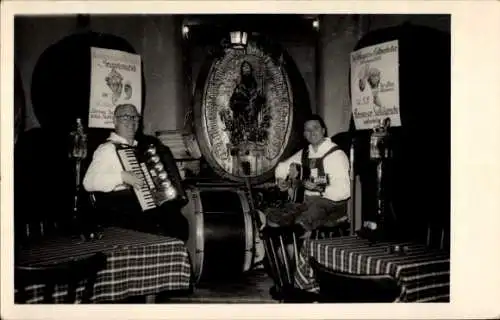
left=274, top=149, right=303, bottom=181
left=322, top=150, right=351, bottom=202
left=83, top=143, right=124, bottom=192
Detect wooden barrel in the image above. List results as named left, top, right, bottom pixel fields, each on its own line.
left=193, top=35, right=311, bottom=185
left=14, top=64, right=25, bottom=144
left=349, top=23, right=450, bottom=237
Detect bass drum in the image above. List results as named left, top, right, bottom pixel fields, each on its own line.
left=181, top=186, right=265, bottom=284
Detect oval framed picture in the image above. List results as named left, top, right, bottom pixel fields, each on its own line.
left=194, top=38, right=310, bottom=185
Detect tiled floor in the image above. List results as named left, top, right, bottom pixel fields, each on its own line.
left=162, top=269, right=278, bottom=303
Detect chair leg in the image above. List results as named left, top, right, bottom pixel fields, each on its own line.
left=264, top=237, right=284, bottom=288
left=440, top=229, right=445, bottom=250
left=262, top=228, right=303, bottom=302
left=145, top=295, right=156, bottom=304
left=426, top=226, right=431, bottom=247
left=292, top=233, right=299, bottom=270
left=278, top=236, right=293, bottom=285
left=43, top=284, right=55, bottom=303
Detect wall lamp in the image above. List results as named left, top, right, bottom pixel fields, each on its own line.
left=229, top=31, right=248, bottom=48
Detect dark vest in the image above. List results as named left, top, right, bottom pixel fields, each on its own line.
left=293, top=144, right=341, bottom=203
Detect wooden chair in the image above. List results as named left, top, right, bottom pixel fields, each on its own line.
left=262, top=222, right=350, bottom=302
left=261, top=225, right=300, bottom=298
left=15, top=252, right=107, bottom=304
left=17, top=219, right=61, bottom=242
left=426, top=222, right=450, bottom=251
left=309, top=257, right=401, bottom=303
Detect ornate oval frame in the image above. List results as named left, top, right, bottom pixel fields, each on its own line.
left=194, top=38, right=311, bottom=185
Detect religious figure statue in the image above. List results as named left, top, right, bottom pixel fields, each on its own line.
left=220, top=61, right=271, bottom=145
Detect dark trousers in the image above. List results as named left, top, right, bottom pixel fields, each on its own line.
left=144, top=202, right=189, bottom=242
left=265, top=196, right=348, bottom=231
left=89, top=191, right=189, bottom=242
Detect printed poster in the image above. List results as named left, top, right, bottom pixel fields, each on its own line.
left=89, top=47, right=142, bottom=128
left=350, top=40, right=402, bottom=130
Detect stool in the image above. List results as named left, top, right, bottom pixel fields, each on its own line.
left=311, top=220, right=350, bottom=239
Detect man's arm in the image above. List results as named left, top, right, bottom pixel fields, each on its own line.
left=322, top=150, right=351, bottom=202
left=274, top=149, right=303, bottom=181
left=83, top=143, right=124, bottom=192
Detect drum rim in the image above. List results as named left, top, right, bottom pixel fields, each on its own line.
left=182, top=188, right=205, bottom=284
left=235, top=189, right=254, bottom=273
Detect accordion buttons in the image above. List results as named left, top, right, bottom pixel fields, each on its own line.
left=158, top=172, right=168, bottom=180
left=166, top=187, right=177, bottom=199
left=146, top=145, right=157, bottom=156
left=150, top=155, right=160, bottom=163
left=154, top=163, right=164, bottom=172
left=161, top=180, right=172, bottom=188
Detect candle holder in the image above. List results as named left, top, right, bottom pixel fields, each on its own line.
left=68, top=118, right=88, bottom=233
left=368, top=118, right=392, bottom=239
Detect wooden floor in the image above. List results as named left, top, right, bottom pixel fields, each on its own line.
left=160, top=268, right=278, bottom=304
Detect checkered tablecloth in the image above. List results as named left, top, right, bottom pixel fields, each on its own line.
left=294, top=236, right=450, bottom=302
left=16, top=227, right=192, bottom=303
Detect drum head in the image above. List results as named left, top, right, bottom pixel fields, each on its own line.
left=182, top=186, right=258, bottom=284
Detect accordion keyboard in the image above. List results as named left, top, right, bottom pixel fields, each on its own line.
left=117, top=148, right=156, bottom=211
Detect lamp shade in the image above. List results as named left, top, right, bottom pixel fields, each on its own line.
left=230, top=31, right=248, bottom=47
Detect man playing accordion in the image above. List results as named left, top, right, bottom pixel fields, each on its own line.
left=83, top=104, right=189, bottom=241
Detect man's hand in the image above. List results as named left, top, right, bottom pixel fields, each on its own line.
left=300, top=230, right=312, bottom=239
left=304, top=180, right=322, bottom=192
left=121, top=171, right=144, bottom=189
left=276, top=178, right=290, bottom=192
left=288, top=163, right=301, bottom=180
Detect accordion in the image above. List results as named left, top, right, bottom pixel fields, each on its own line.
left=115, top=143, right=180, bottom=211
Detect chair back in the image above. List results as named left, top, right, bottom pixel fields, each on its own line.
left=426, top=222, right=450, bottom=251
left=15, top=252, right=107, bottom=303
left=309, top=257, right=401, bottom=302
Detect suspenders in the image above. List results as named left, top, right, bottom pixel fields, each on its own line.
left=299, top=144, right=342, bottom=198
left=301, top=145, right=341, bottom=180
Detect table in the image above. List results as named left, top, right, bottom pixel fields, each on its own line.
left=16, top=227, right=192, bottom=303
left=294, top=236, right=450, bottom=302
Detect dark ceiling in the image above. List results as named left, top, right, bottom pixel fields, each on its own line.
left=181, top=14, right=321, bottom=44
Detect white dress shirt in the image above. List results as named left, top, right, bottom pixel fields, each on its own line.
left=275, top=138, right=350, bottom=202
left=83, top=132, right=138, bottom=193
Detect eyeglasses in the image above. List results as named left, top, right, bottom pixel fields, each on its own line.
left=117, top=115, right=140, bottom=121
